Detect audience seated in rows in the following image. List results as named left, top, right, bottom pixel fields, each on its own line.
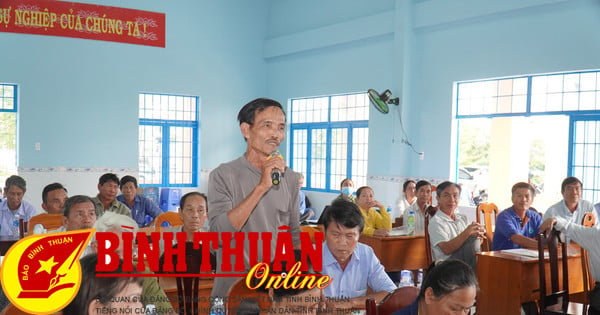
left=91, top=173, right=131, bottom=218
left=116, top=175, right=162, bottom=228
left=321, top=199, right=396, bottom=311
left=428, top=181, right=484, bottom=271
left=356, top=186, right=392, bottom=237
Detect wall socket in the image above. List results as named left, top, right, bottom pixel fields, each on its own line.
left=35, top=142, right=41, bottom=151
left=419, top=152, right=424, bottom=160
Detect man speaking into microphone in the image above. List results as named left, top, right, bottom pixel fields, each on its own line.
left=208, top=98, right=301, bottom=300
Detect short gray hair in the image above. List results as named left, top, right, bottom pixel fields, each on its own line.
left=94, top=212, right=138, bottom=233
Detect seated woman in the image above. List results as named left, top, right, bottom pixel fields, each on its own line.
left=63, top=254, right=144, bottom=314
left=116, top=175, right=163, bottom=227
left=356, top=186, right=391, bottom=237
left=395, top=179, right=416, bottom=220
left=333, top=178, right=356, bottom=204
left=391, top=259, right=478, bottom=315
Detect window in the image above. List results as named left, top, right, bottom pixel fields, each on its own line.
left=138, top=93, right=199, bottom=187
left=0, top=84, right=17, bottom=184
left=455, top=70, right=600, bottom=209
left=290, top=93, right=369, bottom=192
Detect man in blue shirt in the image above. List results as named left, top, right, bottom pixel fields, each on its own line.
left=116, top=175, right=162, bottom=227
left=321, top=199, right=396, bottom=311
left=492, top=182, right=552, bottom=250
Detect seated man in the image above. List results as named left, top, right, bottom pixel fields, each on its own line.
left=542, top=217, right=600, bottom=313
left=428, top=181, right=485, bottom=270
left=333, top=178, right=356, bottom=204
left=321, top=199, right=396, bottom=311
left=33, top=182, right=68, bottom=234
left=544, top=176, right=597, bottom=227
left=403, top=180, right=432, bottom=235
left=159, top=191, right=209, bottom=252
left=91, top=173, right=131, bottom=218
left=298, top=174, right=315, bottom=222
left=117, top=175, right=162, bottom=227
left=493, top=182, right=546, bottom=250
left=0, top=175, right=38, bottom=236
left=94, top=212, right=175, bottom=315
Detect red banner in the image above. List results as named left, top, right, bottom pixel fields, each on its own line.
left=0, top=0, right=165, bottom=47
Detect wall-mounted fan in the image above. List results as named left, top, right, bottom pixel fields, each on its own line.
left=368, top=89, right=399, bottom=114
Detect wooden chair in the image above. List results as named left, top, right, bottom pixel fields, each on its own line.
left=170, top=242, right=215, bottom=315
left=27, top=213, right=63, bottom=234
left=581, top=212, right=596, bottom=307
left=226, top=278, right=271, bottom=313
left=476, top=203, right=498, bottom=251
left=155, top=211, right=183, bottom=232
left=423, top=206, right=438, bottom=268
left=365, top=286, right=420, bottom=315
left=536, top=228, right=585, bottom=314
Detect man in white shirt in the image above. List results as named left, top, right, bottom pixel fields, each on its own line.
left=543, top=177, right=598, bottom=228
left=32, top=183, right=68, bottom=234
left=428, top=181, right=485, bottom=270
left=0, top=175, right=38, bottom=236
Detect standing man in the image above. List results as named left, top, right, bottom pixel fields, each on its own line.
left=91, top=173, right=131, bottom=218
left=208, top=98, right=300, bottom=299
left=0, top=175, right=37, bottom=236
left=543, top=177, right=598, bottom=227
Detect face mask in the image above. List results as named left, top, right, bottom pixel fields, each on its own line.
left=341, top=186, right=354, bottom=196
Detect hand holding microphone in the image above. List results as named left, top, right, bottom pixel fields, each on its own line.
left=267, top=150, right=284, bottom=185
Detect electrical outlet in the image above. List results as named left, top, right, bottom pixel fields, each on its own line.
left=35, top=142, right=41, bottom=151
left=419, top=152, right=424, bottom=160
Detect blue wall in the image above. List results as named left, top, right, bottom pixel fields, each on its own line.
left=1, top=0, right=270, bottom=172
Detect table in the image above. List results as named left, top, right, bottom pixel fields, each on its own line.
left=476, top=248, right=583, bottom=315
left=158, top=276, right=214, bottom=312
left=0, top=235, right=19, bottom=255
left=359, top=234, right=427, bottom=272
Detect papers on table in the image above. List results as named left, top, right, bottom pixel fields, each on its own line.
left=388, top=227, right=409, bottom=236
left=500, top=248, right=549, bottom=259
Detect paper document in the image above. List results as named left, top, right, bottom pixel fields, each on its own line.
left=501, top=248, right=548, bottom=259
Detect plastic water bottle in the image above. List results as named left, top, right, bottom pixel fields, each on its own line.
left=12, top=213, right=20, bottom=238
left=210, top=297, right=225, bottom=315
left=406, top=208, right=415, bottom=236
left=145, top=304, right=157, bottom=315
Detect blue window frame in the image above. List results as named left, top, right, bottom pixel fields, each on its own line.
left=290, top=93, right=369, bottom=192
left=456, top=70, right=600, bottom=201
left=0, top=83, right=18, bottom=179
left=138, top=93, right=199, bottom=187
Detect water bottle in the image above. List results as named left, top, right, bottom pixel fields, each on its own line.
left=406, top=208, right=415, bottom=236
left=12, top=213, right=20, bottom=238
left=210, top=297, right=225, bottom=315
left=145, top=304, right=157, bottom=315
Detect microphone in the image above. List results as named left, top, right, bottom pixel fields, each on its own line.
left=269, top=150, right=283, bottom=185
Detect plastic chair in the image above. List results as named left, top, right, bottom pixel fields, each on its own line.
left=155, top=211, right=183, bottom=232
left=27, top=213, right=64, bottom=234
left=476, top=203, right=498, bottom=251
left=536, top=229, right=585, bottom=314
left=581, top=212, right=596, bottom=307
left=365, top=286, right=419, bottom=315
